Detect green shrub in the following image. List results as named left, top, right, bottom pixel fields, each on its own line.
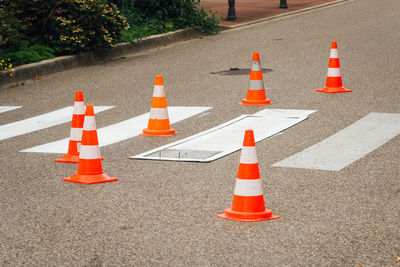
left=0, top=5, right=27, bottom=50
left=116, top=0, right=220, bottom=42
left=0, top=0, right=220, bottom=67
left=0, top=0, right=129, bottom=54
left=48, top=0, right=129, bottom=54
left=0, top=45, right=55, bottom=66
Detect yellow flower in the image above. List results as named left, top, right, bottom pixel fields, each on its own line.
left=12, top=68, right=15, bottom=71
left=1, top=60, right=4, bottom=62
left=10, top=74, right=13, bottom=77
left=5, top=67, right=7, bottom=70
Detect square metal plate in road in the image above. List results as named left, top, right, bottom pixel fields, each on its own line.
left=131, top=109, right=316, bottom=162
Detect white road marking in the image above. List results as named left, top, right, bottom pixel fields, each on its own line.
left=273, top=112, right=400, bottom=171
left=0, top=106, right=22, bottom=114
left=0, top=106, right=113, bottom=141
left=131, top=109, right=316, bottom=162
left=21, top=106, right=212, bottom=153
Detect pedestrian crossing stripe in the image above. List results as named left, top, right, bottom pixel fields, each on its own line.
left=9, top=106, right=398, bottom=171
left=273, top=112, right=400, bottom=171
left=21, top=106, right=212, bottom=153
left=0, top=106, right=113, bottom=141
left=0, top=106, right=22, bottom=114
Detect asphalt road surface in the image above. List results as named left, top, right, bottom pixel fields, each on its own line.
left=1, top=0, right=399, bottom=265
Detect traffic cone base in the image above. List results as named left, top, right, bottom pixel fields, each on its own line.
left=217, top=207, right=279, bottom=222
left=240, top=99, right=274, bottom=106
left=317, top=87, right=352, bottom=93
left=141, top=128, right=177, bottom=137
left=55, top=153, right=80, bottom=163
left=63, top=173, right=117, bottom=185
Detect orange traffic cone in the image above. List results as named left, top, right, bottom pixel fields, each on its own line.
left=317, top=41, right=351, bottom=93
left=240, top=52, right=273, bottom=106
left=217, top=130, right=279, bottom=222
left=63, top=104, right=117, bottom=184
left=141, top=75, right=177, bottom=136
left=55, top=91, right=85, bottom=163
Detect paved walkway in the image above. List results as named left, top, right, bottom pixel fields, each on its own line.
left=201, top=0, right=338, bottom=27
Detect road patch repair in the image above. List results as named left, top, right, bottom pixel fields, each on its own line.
left=131, top=109, right=316, bottom=162
left=21, top=106, right=212, bottom=153
left=0, top=106, right=113, bottom=141
left=273, top=112, right=400, bottom=171
left=0, top=106, right=22, bottom=114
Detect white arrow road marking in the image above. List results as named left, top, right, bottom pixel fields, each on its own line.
left=273, top=112, right=400, bottom=171
left=0, top=106, right=113, bottom=141
left=0, top=106, right=22, bottom=114
left=21, top=106, right=212, bottom=153
left=131, top=109, right=316, bottom=162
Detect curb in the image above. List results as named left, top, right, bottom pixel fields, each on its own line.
left=0, top=28, right=201, bottom=88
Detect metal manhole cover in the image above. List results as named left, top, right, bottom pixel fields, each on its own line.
left=211, top=68, right=272, bottom=75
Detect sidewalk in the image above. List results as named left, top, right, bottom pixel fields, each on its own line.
left=201, top=0, right=338, bottom=27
